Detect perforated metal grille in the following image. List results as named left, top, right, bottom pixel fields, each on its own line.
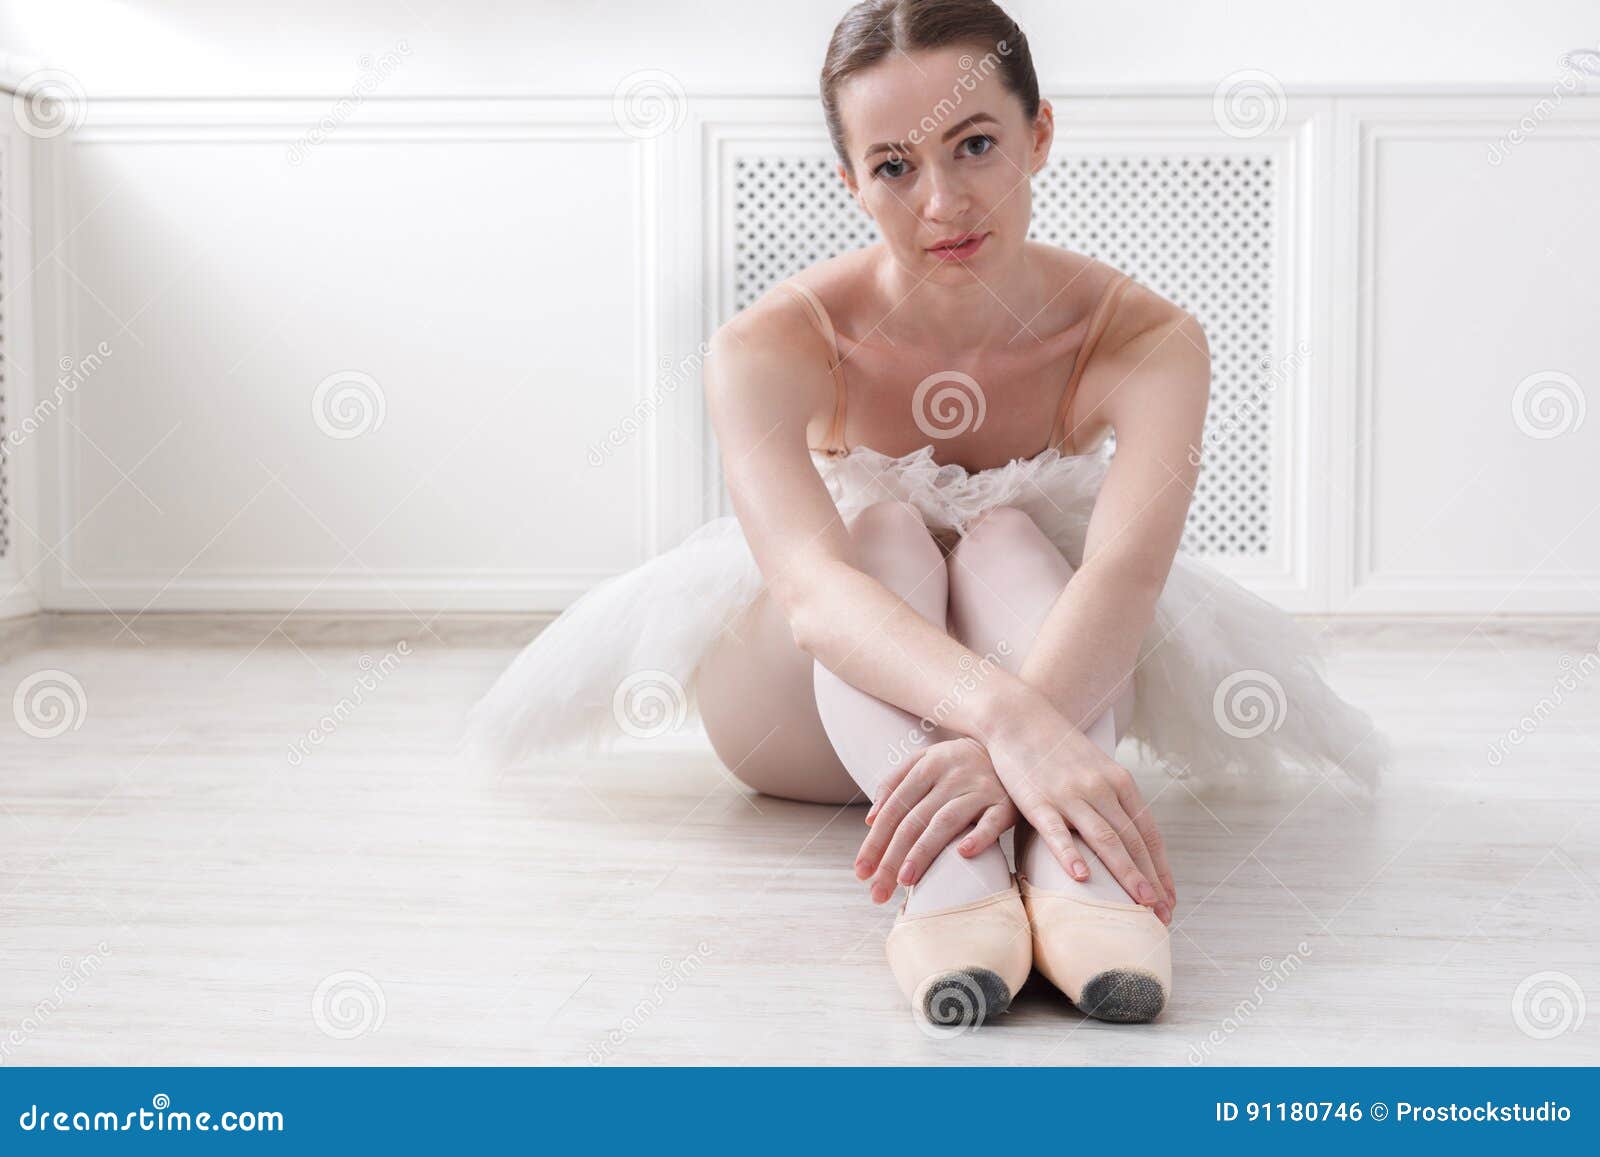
left=729, top=151, right=1279, bottom=558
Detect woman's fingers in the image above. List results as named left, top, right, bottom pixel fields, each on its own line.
left=1098, top=796, right=1168, bottom=921
left=868, top=796, right=944, bottom=902
left=1019, top=802, right=1090, bottom=882
left=865, top=758, right=913, bottom=825
left=898, top=798, right=985, bottom=887
left=1114, top=778, right=1176, bottom=909
left=958, top=804, right=1012, bottom=857
left=855, top=761, right=931, bottom=878
left=1061, top=796, right=1161, bottom=911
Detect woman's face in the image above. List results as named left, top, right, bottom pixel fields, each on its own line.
left=835, top=44, right=1051, bottom=278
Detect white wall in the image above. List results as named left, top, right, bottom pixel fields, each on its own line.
left=1, top=2, right=1597, bottom=618
left=2, top=1, right=1597, bottom=95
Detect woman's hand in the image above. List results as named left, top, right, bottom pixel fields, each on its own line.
left=985, top=693, right=1175, bottom=918
left=853, top=737, right=1018, bottom=904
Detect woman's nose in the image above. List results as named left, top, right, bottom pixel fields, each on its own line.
left=921, top=165, right=970, bottom=221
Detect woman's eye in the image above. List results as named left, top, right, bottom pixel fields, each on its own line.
left=874, top=155, right=908, bottom=179
left=961, top=134, right=996, bottom=157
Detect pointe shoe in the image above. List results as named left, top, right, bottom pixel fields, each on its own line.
left=1018, top=871, right=1171, bottom=1023
left=884, top=876, right=1032, bottom=1029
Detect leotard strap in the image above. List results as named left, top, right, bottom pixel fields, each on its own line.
left=779, top=280, right=849, bottom=456
left=1049, top=268, right=1135, bottom=453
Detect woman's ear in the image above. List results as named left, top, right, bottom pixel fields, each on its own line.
left=837, top=162, right=865, bottom=213
left=1029, top=99, right=1054, bottom=176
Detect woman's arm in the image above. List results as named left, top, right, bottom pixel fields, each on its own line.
left=703, top=292, right=1010, bottom=743
left=1019, top=283, right=1212, bottom=771
left=704, top=289, right=1169, bottom=908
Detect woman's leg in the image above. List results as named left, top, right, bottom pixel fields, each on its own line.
left=810, top=500, right=1014, bottom=915
left=945, top=506, right=1140, bottom=905
left=697, top=591, right=865, bottom=807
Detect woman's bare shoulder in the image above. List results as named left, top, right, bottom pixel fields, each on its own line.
left=711, top=247, right=872, bottom=366
left=704, top=266, right=858, bottom=435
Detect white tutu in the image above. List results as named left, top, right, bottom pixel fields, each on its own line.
left=458, top=443, right=1390, bottom=794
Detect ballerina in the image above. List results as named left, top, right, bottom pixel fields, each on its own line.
left=460, top=0, right=1389, bottom=1029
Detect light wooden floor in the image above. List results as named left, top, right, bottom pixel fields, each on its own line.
left=2, top=612, right=1595, bottom=1065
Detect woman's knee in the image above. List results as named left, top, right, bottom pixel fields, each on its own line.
left=844, top=500, right=945, bottom=600
left=724, top=754, right=866, bottom=806
left=846, top=499, right=934, bottom=547
left=955, top=505, right=1055, bottom=560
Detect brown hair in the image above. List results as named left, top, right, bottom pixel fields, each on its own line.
left=820, top=0, right=1040, bottom=175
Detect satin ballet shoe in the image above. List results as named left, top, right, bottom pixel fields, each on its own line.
left=1017, top=871, right=1171, bottom=1023
left=883, top=875, right=1032, bottom=1029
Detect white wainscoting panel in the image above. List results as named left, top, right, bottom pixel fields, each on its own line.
left=35, top=101, right=680, bottom=612
left=18, top=91, right=1600, bottom=616
left=1333, top=96, right=1600, bottom=614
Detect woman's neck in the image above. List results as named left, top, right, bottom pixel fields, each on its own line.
left=870, top=242, right=1042, bottom=353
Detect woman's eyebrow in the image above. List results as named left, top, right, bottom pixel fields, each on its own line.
left=862, top=112, right=1001, bottom=160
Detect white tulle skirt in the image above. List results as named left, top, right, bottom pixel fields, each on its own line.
left=457, top=444, right=1390, bottom=794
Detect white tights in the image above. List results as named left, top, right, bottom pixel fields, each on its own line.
left=812, top=501, right=1138, bottom=916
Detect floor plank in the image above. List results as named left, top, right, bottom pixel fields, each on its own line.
left=2, top=613, right=1595, bottom=1065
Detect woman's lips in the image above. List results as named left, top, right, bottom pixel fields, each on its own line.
left=927, top=232, right=989, bottom=261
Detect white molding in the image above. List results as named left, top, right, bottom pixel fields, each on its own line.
left=36, top=98, right=684, bottom=612
left=0, top=113, right=43, bottom=621
left=1341, top=97, right=1600, bottom=613
left=19, top=92, right=1600, bottom=615
left=697, top=96, right=1325, bottom=606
